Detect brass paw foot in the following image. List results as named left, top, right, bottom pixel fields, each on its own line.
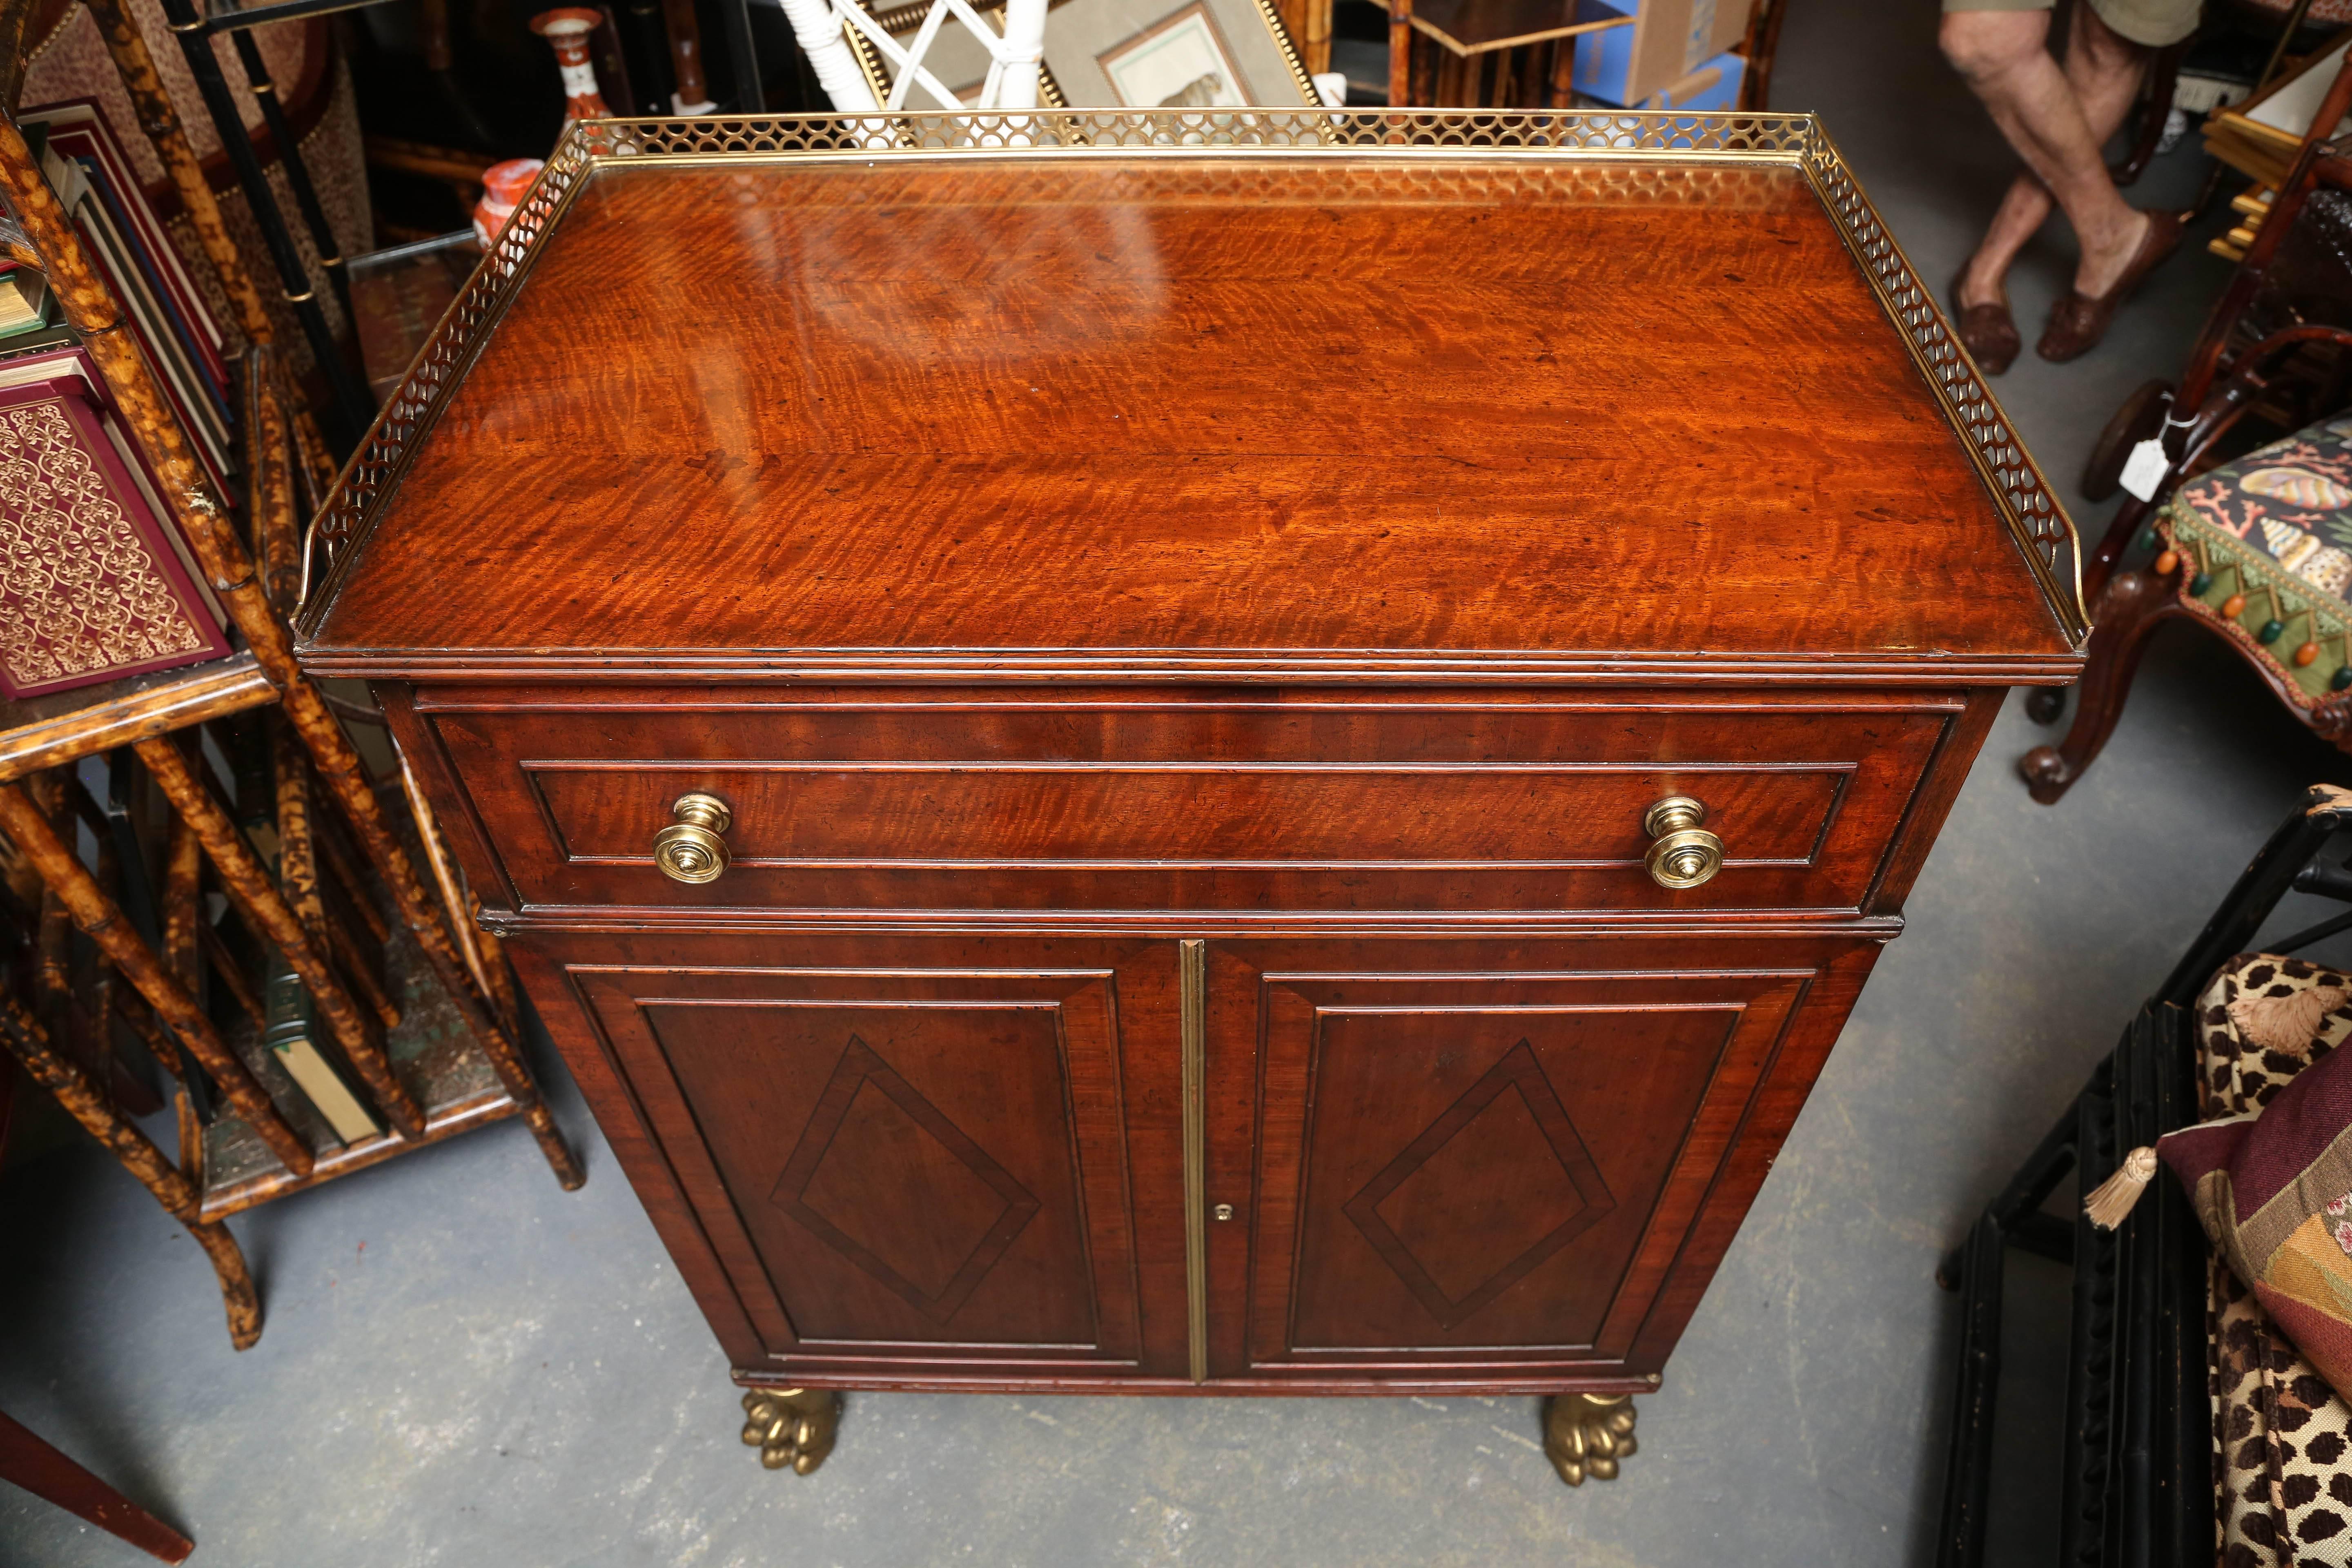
left=1544, top=1393, right=1636, bottom=1486
left=739, top=1388, right=839, bottom=1474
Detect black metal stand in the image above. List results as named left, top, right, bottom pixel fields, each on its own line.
left=158, top=0, right=379, bottom=446
left=226, top=30, right=352, bottom=331
left=1933, top=785, right=2352, bottom=1568
left=718, top=0, right=762, bottom=110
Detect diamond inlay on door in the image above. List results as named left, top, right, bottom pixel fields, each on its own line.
left=770, top=1037, right=1043, bottom=1323
left=1343, top=1040, right=1615, bottom=1329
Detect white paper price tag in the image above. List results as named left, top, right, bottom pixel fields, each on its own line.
left=2118, top=437, right=2169, bottom=502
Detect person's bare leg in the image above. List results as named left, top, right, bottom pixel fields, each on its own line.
left=1944, top=5, right=2153, bottom=306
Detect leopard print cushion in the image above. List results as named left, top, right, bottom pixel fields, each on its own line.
left=2201, top=955, right=2352, bottom=1565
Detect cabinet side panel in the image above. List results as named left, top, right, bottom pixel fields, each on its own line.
left=374, top=681, right=522, bottom=917
left=1624, top=939, right=1882, bottom=1370
left=1864, top=687, right=2005, bottom=917
left=501, top=940, right=772, bottom=1370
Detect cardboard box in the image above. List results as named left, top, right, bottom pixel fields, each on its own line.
left=1572, top=0, right=1754, bottom=108
left=1636, top=48, right=1744, bottom=112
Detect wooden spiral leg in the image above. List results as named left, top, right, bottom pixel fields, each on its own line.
left=2018, top=570, right=2185, bottom=804
left=0, top=993, right=261, bottom=1350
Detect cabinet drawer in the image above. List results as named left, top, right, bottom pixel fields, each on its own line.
left=416, top=687, right=1965, bottom=916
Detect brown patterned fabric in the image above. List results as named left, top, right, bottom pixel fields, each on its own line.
left=2201, top=955, right=2352, bottom=1564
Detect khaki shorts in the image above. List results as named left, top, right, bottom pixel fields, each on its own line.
left=1940, top=0, right=2199, bottom=49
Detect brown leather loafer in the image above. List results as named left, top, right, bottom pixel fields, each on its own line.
left=1951, top=273, right=2021, bottom=376
left=2038, top=209, right=2184, bottom=363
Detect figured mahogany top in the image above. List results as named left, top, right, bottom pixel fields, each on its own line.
left=302, top=153, right=2078, bottom=679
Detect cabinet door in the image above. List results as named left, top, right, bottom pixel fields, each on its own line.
left=1210, top=939, right=1845, bottom=1385
left=568, top=940, right=1177, bottom=1380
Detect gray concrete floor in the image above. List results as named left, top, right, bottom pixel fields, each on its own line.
left=13, top=4, right=2352, bottom=1564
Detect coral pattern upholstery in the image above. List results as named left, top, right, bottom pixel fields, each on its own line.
left=2161, top=419, right=2352, bottom=716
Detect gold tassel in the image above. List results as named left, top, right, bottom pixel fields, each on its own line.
left=2085, top=1146, right=2160, bottom=1231
left=2228, top=985, right=2350, bottom=1056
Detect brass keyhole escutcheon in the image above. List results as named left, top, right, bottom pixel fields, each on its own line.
left=654, top=792, right=733, bottom=884
left=1642, top=794, right=1723, bottom=890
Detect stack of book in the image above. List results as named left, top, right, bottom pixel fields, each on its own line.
left=0, top=100, right=237, bottom=702
left=21, top=99, right=233, bottom=497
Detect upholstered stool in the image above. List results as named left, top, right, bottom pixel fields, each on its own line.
left=2021, top=418, right=2352, bottom=802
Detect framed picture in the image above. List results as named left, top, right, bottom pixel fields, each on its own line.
left=1098, top=3, right=1245, bottom=107
left=855, top=0, right=1317, bottom=109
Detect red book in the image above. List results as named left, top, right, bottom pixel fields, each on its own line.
left=0, top=360, right=230, bottom=698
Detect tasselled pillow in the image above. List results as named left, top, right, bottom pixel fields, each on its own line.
left=2131, top=965, right=2352, bottom=1400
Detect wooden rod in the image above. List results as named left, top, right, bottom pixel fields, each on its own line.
left=246, top=351, right=301, bottom=615
left=0, top=991, right=197, bottom=1218
left=175, top=1084, right=203, bottom=1186
left=468, top=891, right=522, bottom=1042
left=311, top=805, right=388, bottom=940
left=400, top=753, right=491, bottom=1010
left=0, top=110, right=575, bottom=1190
left=109, top=986, right=173, bottom=1073
left=162, top=815, right=199, bottom=987
left=135, top=735, right=424, bottom=1137
left=0, top=657, right=277, bottom=785
left=0, top=781, right=312, bottom=1175
left=277, top=722, right=392, bottom=1027
left=325, top=909, right=399, bottom=1028
left=0, top=993, right=263, bottom=1352
left=198, top=922, right=266, bottom=1029
left=273, top=719, right=326, bottom=949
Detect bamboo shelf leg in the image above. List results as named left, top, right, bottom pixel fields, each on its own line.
left=134, top=735, right=425, bottom=1138
left=0, top=783, right=312, bottom=1177
left=0, top=993, right=261, bottom=1350
left=0, top=113, right=580, bottom=1192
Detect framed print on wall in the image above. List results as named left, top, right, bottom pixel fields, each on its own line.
left=853, top=0, right=1318, bottom=107
left=1099, top=3, right=1246, bottom=106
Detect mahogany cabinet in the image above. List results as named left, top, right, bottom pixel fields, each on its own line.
left=294, top=109, right=2087, bottom=1483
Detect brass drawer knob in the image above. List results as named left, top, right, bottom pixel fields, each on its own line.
left=1642, top=795, right=1722, bottom=889
left=654, top=792, right=733, bottom=884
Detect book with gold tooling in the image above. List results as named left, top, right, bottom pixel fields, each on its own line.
left=0, top=359, right=230, bottom=698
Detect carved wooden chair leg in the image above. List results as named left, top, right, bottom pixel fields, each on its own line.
left=2080, top=494, right=2157, bottom=631
left=2028, top=496, right=2158, bottom=727
left=0, top=993, right=261, bottom=1351
left=0, top=1409, right=194, bottom=1563
left=2019, top=570, right=2187, bottom=804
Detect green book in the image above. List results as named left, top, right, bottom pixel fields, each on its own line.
left=263, top=965, right=383, bottom=1145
